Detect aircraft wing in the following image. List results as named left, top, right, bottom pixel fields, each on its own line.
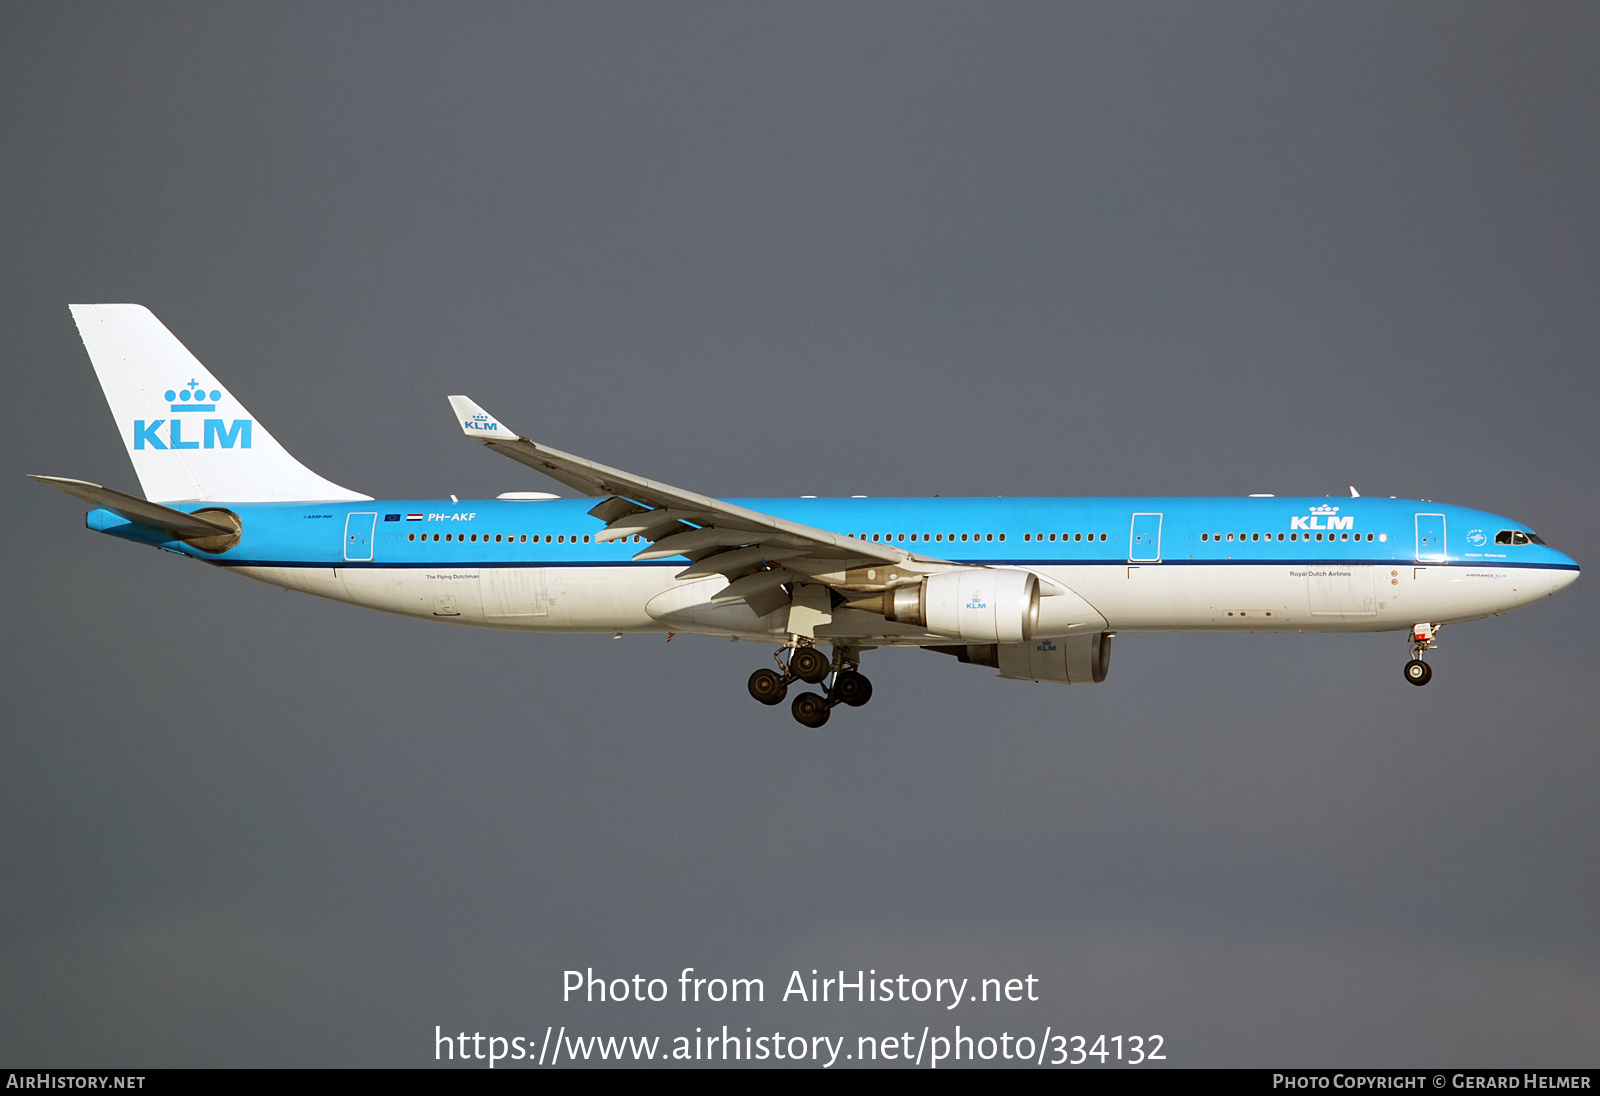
left=448, top=396, right=953, bottom=615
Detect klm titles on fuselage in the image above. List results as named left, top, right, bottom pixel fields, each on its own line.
left=1290, top=505, right=1353, bottom=532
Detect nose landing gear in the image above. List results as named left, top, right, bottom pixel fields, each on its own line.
left=749, top=643, right=873, bottom=726
left=1404, top=623, right=1439, bottom=686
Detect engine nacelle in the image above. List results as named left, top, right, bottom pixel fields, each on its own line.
left=884, top=569, right=1039, bottom=643
left=929, top=633, right=1113, bottom=684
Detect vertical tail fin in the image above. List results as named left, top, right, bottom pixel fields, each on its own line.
left=70, top=304, right=369, bottom=502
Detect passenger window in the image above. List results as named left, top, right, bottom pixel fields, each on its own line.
left=1201, top=533, right=1208, bottom=541
left=986, top=533, right=994, bottom=542
left=1289, top=533, right=1297, bottom=541
left=1049, top=533, right=1057, bottom=542
left=961, top=533, right=968, bottom=542
left=583, top=535, right=590, bottom=543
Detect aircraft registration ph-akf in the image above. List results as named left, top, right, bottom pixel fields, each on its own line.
left=34, top=305, right=1580, bottom=726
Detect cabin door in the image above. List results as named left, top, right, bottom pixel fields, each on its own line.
left=343, top=512, right=376, bottom=561
left=1415, top=513, right=1447, bottom=562
left=1129, top=513, right=1163, bottom=562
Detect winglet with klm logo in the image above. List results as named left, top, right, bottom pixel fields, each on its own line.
left=448, top=396, right=515, bottom=440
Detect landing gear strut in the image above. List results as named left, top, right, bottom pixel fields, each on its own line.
left=748, top=643, right=873, bottom=725
left=1404, top=623, right=1438, bottom=686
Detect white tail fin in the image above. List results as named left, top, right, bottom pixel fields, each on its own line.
left=70, top=304, right=369, bottom=503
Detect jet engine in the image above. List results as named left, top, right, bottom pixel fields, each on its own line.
left=879, top=569, right=1040, bottom=643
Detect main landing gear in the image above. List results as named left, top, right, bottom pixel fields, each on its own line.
left=1404, top=623, right=1439, bottom=686
left=746, top=643, right=873, bottom=727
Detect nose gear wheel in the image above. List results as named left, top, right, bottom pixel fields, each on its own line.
left=1403, top=624, right=1439, bottom=687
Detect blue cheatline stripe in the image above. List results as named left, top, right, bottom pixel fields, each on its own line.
left=205, top=557, right=1577, bottom=571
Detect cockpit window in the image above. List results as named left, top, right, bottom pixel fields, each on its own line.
left=1495, top=531, right=1514, bottom=545
left=1527, top=532, right=1546, bottom=546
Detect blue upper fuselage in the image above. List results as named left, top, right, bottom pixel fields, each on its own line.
left=87, top=495, right=1579, bottom=573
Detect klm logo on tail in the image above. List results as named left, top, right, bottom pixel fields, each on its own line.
left=167, top=378, right=218, bottom=410
left=134, top=379, right=252, bottom=449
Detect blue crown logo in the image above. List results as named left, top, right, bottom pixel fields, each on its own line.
left=1309, top=504, right=1340, bottom=515
left=164, top=378, right=221, bottom=412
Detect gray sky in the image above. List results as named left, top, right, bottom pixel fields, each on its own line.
left=2, top=1, right=1597, bottom=1067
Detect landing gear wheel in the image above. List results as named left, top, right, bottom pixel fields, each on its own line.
left=789, top=646, right=830, bottom=684
left=832, top=670, right=873, bottom=707
left=1404, top=659, right=1432, bottom=686
left=748, top=667, right=788, bottom=706
left=791, top=692, right=831, bottom=728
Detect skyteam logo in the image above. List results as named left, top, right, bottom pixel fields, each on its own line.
left=1290, top=504, right=1353, bottom=531
left=1466, top=529, right=1488, bottom=547
left=133, top=379, right=253, bottom=450
left=464, top=412, right=499, bottom=433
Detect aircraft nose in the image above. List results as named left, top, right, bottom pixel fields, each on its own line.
left=1549, top=550, right=1579, bottom=594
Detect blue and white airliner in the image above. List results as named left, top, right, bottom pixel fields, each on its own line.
left=34, top=305, right=1580, bottom=726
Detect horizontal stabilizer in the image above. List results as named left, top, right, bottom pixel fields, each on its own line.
left=28, top=475, right=236, bottom=540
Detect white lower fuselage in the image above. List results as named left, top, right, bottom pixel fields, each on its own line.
left=232, top=559, right=1568, bottom=643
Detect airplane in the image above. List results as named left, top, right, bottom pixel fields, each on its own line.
left=33, top=305, right=1581, bottom=726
